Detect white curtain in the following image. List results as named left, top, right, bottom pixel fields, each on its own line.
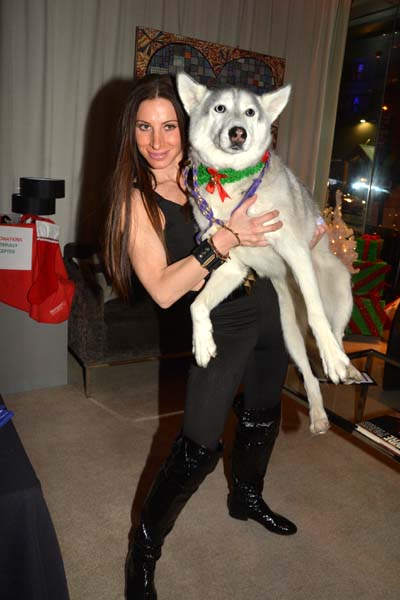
left=0, top=0, right=351, bottom=248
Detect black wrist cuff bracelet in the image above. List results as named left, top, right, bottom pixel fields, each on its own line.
left=192, top=239, right=226, bottom=272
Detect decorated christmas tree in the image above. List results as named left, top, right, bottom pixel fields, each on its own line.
left=323, top=191, right=391, bottom=337
left=323, top=190, right=358, bottom=273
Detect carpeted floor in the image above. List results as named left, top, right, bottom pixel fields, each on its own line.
left=4, top=354, right=400, bottom=600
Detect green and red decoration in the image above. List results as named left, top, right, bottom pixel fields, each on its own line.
left=356, top=234, right=383, bottom=262
left=351, top=260, right=391, bottom=296
left=347, top=295, right=388, bottom=337
left=205, top=169, right=231, bottom=202
left=197, top=151, right=271, bottom=204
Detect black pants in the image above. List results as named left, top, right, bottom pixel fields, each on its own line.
left=183, top=278, right=288, bottom=448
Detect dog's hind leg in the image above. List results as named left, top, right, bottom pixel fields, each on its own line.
left=271, top=277, right=329, bottom=434
left=313, top=249, right=363, bottom=383
left=312, top=248, right=352, bottom=345
left=191, top=259, right=248, bottom=368
left=275, top=243, right=350, bottom=384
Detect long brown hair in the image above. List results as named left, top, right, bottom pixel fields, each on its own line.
left=104, top=74, right=188, bottom=300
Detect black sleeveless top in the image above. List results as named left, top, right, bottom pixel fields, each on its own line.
left=153, top=191, right=261, bottom=351
left=155, top=192, right=197, bottom=263
left=154, top=192, right=197, bottom=354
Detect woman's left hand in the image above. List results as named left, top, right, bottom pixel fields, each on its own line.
left=309, top=219, right=328, bottom=249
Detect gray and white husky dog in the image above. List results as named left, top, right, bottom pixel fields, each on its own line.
left=176, top=72, right=362, bottom=435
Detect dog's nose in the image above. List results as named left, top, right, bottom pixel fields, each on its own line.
left=229, top=126, right=247, bottom=148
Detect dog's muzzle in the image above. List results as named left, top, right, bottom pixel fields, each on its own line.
left=229, top=126, right=247, bottom=149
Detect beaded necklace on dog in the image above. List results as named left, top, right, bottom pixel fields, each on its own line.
left=183, top=151, right=270, bottom=241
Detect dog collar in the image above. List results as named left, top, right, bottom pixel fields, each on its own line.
left=197, top=151, right=270, bottom=186
left=197, top=151, right=270, bottom=203
left=183, top=150, right=270, bottom=243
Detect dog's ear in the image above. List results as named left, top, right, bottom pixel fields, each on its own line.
left=260, top=85, right=291, bottom=123
left=176, top=72, right=208, bottom=115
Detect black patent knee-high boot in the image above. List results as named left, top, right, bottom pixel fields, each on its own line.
left=227, top=402, right=297, bottom=536
left=125, top=434, right=222, bottom=599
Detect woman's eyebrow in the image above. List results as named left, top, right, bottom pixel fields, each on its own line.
left=135, top=119, right=178, bottom=124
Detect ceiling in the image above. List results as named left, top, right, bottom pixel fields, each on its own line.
left=350, top=0, right=399, bottom=20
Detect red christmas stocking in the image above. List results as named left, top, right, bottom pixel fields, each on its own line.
left=27, top=219, right=59, bottom=304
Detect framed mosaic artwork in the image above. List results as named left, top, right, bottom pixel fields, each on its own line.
left=134, top=27, right=286, bottom=142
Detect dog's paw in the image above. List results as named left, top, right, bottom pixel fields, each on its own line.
left=193, top=328, right=217, bottom=368
left=342, top=363, right=364, bottom=385
left=320, top=345, right=350, bottom=384
left=194, top=340, right=217, bottom=367
left=310, top=416, right=330, bottom=435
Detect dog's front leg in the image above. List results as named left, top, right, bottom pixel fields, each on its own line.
left=191, top=259, right=247, bottom=367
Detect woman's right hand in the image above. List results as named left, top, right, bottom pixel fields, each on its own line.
left=210, top=194, right=282, bottom=258
left=226, top=194, right=282, bottom=247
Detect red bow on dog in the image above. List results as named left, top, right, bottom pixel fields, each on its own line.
left=206, top=169, right=231, bottom=202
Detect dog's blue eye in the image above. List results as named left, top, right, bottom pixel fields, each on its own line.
left=214, top=105, right=226, bottom=113
left=245, top=108, right=255, bottom=117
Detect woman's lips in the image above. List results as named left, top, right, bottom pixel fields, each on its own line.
left=148, top=151, right=169, bottom=160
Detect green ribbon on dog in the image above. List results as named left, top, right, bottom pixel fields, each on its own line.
left=196, top=159, right=266, bottom=186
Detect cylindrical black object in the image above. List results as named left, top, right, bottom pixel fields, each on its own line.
left=12, top=194, right=56, bottom=216
left=12, top=178, right=65, bottom=216
left=20, top=178, right=65, bottom=199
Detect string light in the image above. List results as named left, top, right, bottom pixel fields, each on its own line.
left=323, top=190, right=358, bottom=273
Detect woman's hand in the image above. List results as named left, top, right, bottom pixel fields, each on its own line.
left=228, top=194, right=282, bottom=247
left=309, top=219, right=327, bottom=249
left=211, top=194, right=281, bottom=257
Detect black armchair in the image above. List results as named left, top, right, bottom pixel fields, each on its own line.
left=64, top=243, right=191, bottom=396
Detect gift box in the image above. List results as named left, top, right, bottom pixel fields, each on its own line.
left=356, top=234, right=383, bottom=261
left=351, top=260, right=391, bottom=296
left=346, top=296, right=387, bottom=337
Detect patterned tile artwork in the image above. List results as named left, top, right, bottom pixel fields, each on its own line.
left=134, top=27, right=286, bottom=145
left=134, top=27, right=285, bottom=95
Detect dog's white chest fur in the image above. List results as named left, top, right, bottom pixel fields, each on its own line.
left=193, top=153, right=318, bottom=253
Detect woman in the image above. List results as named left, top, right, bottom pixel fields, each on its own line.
left=105, top=74, right=322, bottom=599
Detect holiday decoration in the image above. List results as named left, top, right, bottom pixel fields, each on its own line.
left=356, top=234, right=384, bottom=262
left=344, top=225, right=390, bottom=337
left=324, top=190, right=358, bottom=273
left=352, top=260, right=391, bottom=296
left=324, top=192, right=390, bottom=337
left=346, top=296, right=388, bottom=337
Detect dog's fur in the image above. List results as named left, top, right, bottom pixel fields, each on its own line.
left=177, top=72, right=362, bottom=434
